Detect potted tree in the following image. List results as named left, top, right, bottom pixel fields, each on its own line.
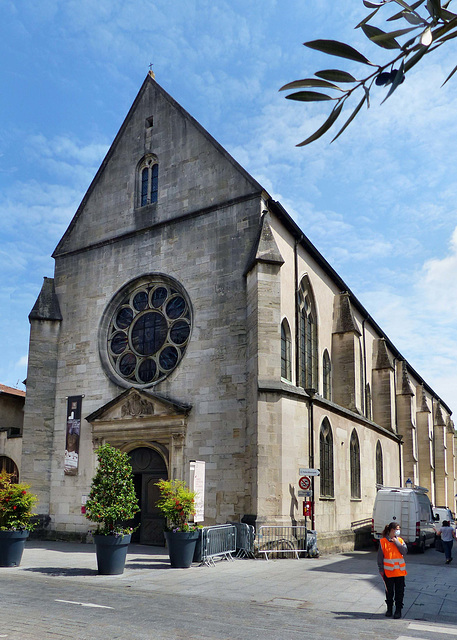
left=85, top=443, right=139, bottom=575
left=0, top=471, right=38, bottom=567
left=155, top=479, right=199, bottom=568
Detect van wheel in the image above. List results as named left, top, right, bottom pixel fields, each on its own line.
left=419, top=537, right=426, bottom=553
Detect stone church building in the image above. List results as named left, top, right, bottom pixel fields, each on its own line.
left=19, top=72, right=455, bottom=550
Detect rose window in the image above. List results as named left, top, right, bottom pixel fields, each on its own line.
left=104, top=278, right=192, bottom=387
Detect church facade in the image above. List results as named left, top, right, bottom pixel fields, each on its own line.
left=20, top=73, right=455, bottom=550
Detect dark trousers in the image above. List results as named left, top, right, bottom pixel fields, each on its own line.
left=384, top=575, right=405, bottom=609
left=443, top=540, right=453, bottom=561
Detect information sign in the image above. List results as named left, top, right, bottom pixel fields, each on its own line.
left=299, top=468, right=320, bottom=476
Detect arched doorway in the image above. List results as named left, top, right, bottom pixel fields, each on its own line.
left=128, top=447, right=168, bottom=545
left=0, top=456, right=19, bottom=482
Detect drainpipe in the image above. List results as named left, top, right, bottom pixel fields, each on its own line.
left=294, top=235, right=304, bottom=386
left=305, top=387, right=316, bottom=530
left=393, top=357, right=402, bottom=486
left=362, top=317, right=367, bottom=417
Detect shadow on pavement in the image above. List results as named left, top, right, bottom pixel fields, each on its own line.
left=23, top=567, right=98, bottom=577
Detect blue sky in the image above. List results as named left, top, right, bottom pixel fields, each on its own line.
left=2, top=0, right=456, bottom=410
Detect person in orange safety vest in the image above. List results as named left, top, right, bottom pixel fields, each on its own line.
left=377, top=521, right=407, bottom=619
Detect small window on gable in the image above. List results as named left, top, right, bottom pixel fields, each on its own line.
left=146, top=116, right=154, bottom=128
left=137, top=155, right=158, bottom=208
left=281, top=319, right=292, bottom=381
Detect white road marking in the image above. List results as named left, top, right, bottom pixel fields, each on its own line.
left=397, top=636, right=424, bottom=640
left=409, top=623, right=457, bottom=635
left=55, top=599, right=114, bottom=609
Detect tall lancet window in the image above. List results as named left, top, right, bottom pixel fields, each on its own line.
left=298, top=275, right=318, bottom=390
left=350, top=429, right=361, bottom=499
left=323, top=349, right=331, bottom=400
left=281, top=319, right=292, bottom=381
left=138, top=155, right=159, bottom=207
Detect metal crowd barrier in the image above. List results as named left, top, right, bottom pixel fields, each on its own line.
left=257, top=525, right=309, bottom=560
left=200, top=524, right=237, bottom=566
left=228, top=522, right=256, bottom=558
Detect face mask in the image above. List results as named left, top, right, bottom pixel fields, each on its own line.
left=396, top=529, right=401, bottom=537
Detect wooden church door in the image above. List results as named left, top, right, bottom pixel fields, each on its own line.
left=128, top=447, right=167, bottom=545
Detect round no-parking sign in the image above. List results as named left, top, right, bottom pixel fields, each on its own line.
left=298, top=476, right=311, bottom=491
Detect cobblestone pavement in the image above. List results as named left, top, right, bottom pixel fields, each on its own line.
left=0, top=541, right=456, bottom=639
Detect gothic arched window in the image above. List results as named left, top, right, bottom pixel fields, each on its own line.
left=298, top=275, right=318, bottom=390
left=323, top=349, right=331, bottom=400
left=281, top=319, right=292, bottom=381
left=376, top=440, right=383, bottom=486
left=320, top=418, right=334, bottom=497
left=138, top=156, right=158, bottom=207
left=350, top=429, right=361, bottom=499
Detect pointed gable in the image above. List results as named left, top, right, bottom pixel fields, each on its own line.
left=86, top=388, right=192, bottom=447
left=54, top=73, right=263, bottom=257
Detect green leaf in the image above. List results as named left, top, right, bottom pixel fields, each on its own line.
left=404, top=44, right=428, bottom=71
left=296, top=102, right=344, bottom=147
left=387, top=0, right=427, bottom=21
left=279, top=78, right=342, bottom=92
left=331, top=95, right=367, bottom=143
left=361, top=24, right=401, bottom=48
left=436, top=27, right=457, bottom=43
left=401, top=11, right=427, bottom=25
left=441, top=7, right=457, bottom=19
left=392, top=0, right=416, bottom=10
left=356, top=7, right=381, bottom=29
left=286, top=91, right=334, bottom=102
left=441, top=62, right=457, bottom=85
left=303, top=39, right=373, bottom=65
left=427, top=0, right=442, bottom=19
left=315, top=69, right=357, bottom=83
left=375, top=26, right=421, bottom=38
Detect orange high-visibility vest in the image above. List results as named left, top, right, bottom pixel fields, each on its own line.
left=380, top=537, right=407, bottom=577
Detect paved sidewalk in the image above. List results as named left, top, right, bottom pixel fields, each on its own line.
left=2, top=540, right=457, bottom=626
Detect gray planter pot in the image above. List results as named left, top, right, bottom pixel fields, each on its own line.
left=0, top=530, right=29, bottom=567
left=164, top=530, right=199, bottom=568
left=93, top=534, right=131, bottom=575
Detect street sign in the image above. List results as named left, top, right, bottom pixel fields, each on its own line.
left=298, top=476, right=311, bottom=491
left=299, top=468, right=320, bottom=476
left=298, top=489, right=313, bottom=498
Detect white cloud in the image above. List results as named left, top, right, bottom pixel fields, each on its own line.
left=422, top=226, right=457, bottom=321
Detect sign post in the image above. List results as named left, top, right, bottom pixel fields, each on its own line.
left=298, top=468, right=319, bottom=531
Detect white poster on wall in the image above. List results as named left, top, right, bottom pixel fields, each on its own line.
left=190, top=460, right=205, bottom=523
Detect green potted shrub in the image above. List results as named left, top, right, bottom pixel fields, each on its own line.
left=85, top=443, right=140, bottom=575
left=155, top=478, right=199, bottom=568
left=0, top=471, right=38, bottom=567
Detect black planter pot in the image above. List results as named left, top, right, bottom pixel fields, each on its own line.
left=0, top=530, right=29, bottom=567
left=164, top=530, right=199, bottom=568
left=93, top=534, right=131, bottom=575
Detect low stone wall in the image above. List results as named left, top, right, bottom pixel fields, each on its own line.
left=317, top=525, right=373, bottom=555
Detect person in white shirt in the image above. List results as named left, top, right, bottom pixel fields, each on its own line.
left=436, top=520, right=456, bottom=564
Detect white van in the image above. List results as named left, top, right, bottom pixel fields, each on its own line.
left=372, top=486, right=436, bottom=552
left=433, top=506, right=455, bottom=530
